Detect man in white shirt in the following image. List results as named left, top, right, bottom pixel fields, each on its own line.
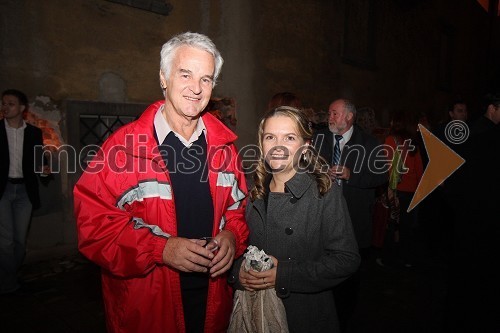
left=0, top=89, right=48, bottom=295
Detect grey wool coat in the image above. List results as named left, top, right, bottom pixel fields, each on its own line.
left=229, top=172, right=360, bottom=333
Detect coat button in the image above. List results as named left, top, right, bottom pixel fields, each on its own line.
left=227, top=274, right=236, bottom=284
left=289, top=196, right=297, bottom=204
left=285, top=227, right=293, bottom=235
left=277, top=287, right=289, bottom=297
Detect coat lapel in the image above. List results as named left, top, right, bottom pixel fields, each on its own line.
left=284, top=172, right=314, bottom=200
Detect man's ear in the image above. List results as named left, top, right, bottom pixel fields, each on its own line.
left=20, top=105, right=26, bottom=112
left=486, top=104, right=495, bottom=117
left=159, top=70, right=167, bottom=89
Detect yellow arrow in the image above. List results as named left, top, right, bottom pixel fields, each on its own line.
left=408, top=124, right=465, bottom=212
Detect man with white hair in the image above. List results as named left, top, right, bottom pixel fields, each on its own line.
left=74, top=32, right=248, bottom=333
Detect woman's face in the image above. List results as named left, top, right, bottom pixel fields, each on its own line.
left=262, top=115, right=306, bottom=176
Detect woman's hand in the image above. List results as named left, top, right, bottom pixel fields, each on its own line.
left=239, top=255, right=278, bottom=291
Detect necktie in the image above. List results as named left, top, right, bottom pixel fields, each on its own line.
left=332, top=135, right=343, bottom=165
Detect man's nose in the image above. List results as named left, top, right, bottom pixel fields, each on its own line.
left=190, top=81, right=202, bottom=95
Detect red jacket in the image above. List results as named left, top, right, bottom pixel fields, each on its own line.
left=74, top=101, right=249, bottom=333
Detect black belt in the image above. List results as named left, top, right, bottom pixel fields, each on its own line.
left=8, top=178, right=24, bottom=184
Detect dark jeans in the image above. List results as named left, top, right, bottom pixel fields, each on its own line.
left=0, top=182, right=33, bottom=294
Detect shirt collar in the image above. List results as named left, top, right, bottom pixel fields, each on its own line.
left=154, top=105, right=207, bottom=146
left=4, top=119, right=27, bottom=130
left=332, top=125, right=354, bottom=150
left=341, top=125, right=354, bottom=143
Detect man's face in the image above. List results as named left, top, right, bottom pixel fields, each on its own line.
left=449, top=103, right=467, bottom=122
left=1, top=95, right=25, bottom=120
left=489, top=104, right=500, bottom=125
left=328, top=100, right=352, bottom=135
left=161, top=45, right=215, bottom=119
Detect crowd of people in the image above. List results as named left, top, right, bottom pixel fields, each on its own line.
left=1, top=31, right=499, bottom=332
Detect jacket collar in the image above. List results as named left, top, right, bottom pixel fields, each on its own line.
left=345, top=124, right=362, bottom=145
left=250, top=171, right=314, bottom=218
left=253, top=171, right=314, bottom=203
left=127, top=100, right=238, bottom=158
left=284, top=171, right=314, bottom=199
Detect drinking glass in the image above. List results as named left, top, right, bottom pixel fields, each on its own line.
left=199, top=237, right=219, bottom=252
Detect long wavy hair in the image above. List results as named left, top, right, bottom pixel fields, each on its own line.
left=250, top=106, right=332, bottom=201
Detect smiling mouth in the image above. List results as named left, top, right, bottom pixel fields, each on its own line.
left=185, top=96, right=201, bottom=101
left=270, top=154, right=288, bottom=159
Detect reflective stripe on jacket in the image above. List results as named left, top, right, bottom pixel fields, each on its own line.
left=74, top=101, right=249, bottom=333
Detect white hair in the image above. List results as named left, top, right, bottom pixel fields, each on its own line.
left=160, top=32, right=223, bottom=88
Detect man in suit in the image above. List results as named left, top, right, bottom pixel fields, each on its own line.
left=313, top=98, right=387, bottom=332
left=0, top=89, right=49, bottom=294
left=444, top=93, right=500, bottom=332
left=433, top=99, right=468, bottom=149
left=426, top=100, right=469, bottom=259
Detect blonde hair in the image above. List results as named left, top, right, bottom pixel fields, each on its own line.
left=250, top=106, right=332, bottom=201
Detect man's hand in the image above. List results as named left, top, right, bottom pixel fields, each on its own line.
left=209, top=230, right=236, bottom=278
left=162, top=237, right=215, bottom=273
left=329, top=165, right=351, bottom=181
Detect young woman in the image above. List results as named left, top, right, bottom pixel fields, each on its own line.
left=231, top=106, right=360, bottom=332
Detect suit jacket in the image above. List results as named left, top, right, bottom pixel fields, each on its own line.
left=313, top=125, right=388, bottom=248
left=0, top=119, right=44, bottom=209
